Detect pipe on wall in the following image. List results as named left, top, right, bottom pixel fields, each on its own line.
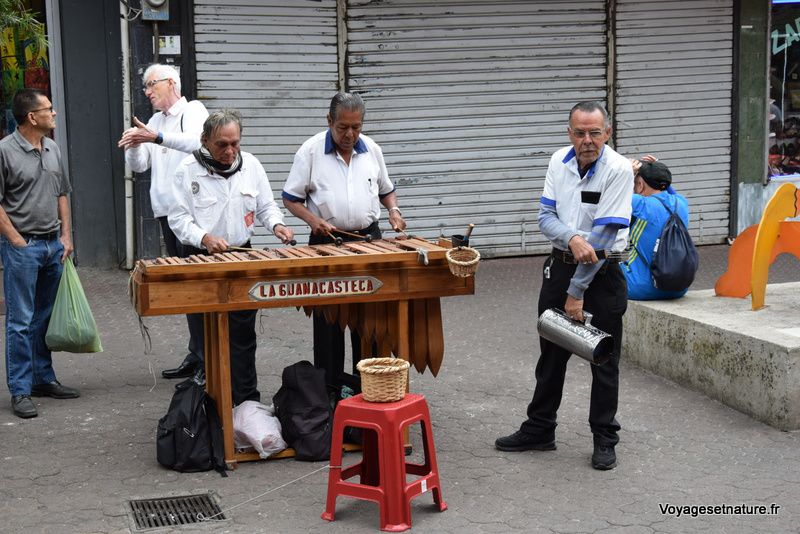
left=121, top=1, right=135, bottom=269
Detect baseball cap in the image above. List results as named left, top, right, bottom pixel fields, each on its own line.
left=638, top=161, right=672, bottom=191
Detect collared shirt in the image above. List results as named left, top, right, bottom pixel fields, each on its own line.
left=168, top=151, right=287, bottom=249
left=282, top=130, right=395, bottom=231
left=125, top=96, right=209, bottom=217
left=540, top=144, right=632, bottom=252
left=0, top=129, right=71, bottom=234
left=624, top=191, right=690, bottom=300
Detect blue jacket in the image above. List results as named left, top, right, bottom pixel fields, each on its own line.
left=623, top=190, right=690, bottom=300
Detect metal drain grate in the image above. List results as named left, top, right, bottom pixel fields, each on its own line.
left=128, top=493, right=226, bottom=530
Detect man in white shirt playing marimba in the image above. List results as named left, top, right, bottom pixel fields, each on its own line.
left=169, top=109, right=294, bottom=405
left=282, top=92, right=407, bottom=399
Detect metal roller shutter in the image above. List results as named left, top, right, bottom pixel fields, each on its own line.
left=614, top=0, right=733, bottom=244
left=346, top=0, right=607, bottom=256
left=193, top=0, right=339, bottom=245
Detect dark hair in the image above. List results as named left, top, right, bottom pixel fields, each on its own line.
left=329, top=92, right=365, bottom=122
left=202, top=109, right=242, bottom=140
left=569, top=100, right=610, bottom=128
left=12, top=88, right=47, bottom=125
left=639, top=161, right=672, bottom=190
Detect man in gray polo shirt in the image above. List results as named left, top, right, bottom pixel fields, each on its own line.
left=0, top=88, right=79, bottom=419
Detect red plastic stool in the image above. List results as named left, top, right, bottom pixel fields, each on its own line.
left=322, top=393, right=447, bottom=532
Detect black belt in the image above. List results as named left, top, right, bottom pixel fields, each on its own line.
left=21, top=231, right=59, bottom=241
left=551, top=248, right=628, bottom=264
left=333, top=221, right=379, bottom=237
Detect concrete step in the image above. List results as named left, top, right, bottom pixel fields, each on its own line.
left=623, top=282, right=800, bottom=430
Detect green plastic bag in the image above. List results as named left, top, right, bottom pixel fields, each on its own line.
left=45, top=257, right=103, bottom=353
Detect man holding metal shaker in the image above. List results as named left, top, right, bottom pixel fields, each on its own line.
left=495, top=101, right=633, bottom=470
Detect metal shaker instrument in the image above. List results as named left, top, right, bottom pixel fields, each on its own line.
left=536, top=308, right=614, bottom=365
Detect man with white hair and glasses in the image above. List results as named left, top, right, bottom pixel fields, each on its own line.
left=118, top=63, right=209, bottom=382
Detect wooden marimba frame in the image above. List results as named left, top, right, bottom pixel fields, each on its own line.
left=130, top=236, right=474, bottom=466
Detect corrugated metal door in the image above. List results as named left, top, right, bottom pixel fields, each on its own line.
left=346, top=0, right=607, bottom=256
left=193, top=0, right=339, bottom=245
left=614, top=0, right=733, bottom=244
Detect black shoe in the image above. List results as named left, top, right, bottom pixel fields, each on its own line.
left=592, top=444, right=617, bottom=470
left=495, top=430, right=556, bottom=452
left=12, top=395, right=37, bottom=418
left=31, top=380, right=80, bottom=399
left=162, top=357, right=199, bottom=379
left=175, top=368, right=206, bottom=390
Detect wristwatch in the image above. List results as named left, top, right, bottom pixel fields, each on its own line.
left=389, top=206, right=402, bottom=216
left=154, top=131, right=164, bottom=145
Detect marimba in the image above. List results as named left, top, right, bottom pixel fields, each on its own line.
left=130, top=236, right=475, bottom=466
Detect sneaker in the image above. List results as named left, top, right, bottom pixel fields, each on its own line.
left=31, top=380, right=80, bottom=399
left=12, top=395, right=38, bottom=418
left=592, top=444, right=617, bottom=470
left=495, top=430, right=556, bottom=452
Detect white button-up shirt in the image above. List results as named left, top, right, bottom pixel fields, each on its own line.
left=168, top=151, right=287, bottom=249
left=282, top=130, right=395, bottom=231
left=540, top=145, right=632, bottom=252
left=125, top=97, right=209, bottom=217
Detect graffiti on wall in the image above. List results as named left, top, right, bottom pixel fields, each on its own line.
left=1, top=26, right=49, bottom=137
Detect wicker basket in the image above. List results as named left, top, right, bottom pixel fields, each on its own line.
left=445, top=246, right=481, bottom=277
left=356, top=357, right=410, bottom=402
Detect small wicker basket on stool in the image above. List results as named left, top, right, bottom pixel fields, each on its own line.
left=356, top=357, right=410, bottom=402
left=445, top=246, right=480, bottom=277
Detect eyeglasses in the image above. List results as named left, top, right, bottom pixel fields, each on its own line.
left=143, top=78, right=170, bottom=91
left=29, top=106, right=54, bottom=114
left=569, top=128, right=605, bottom=139
left=569, top=128, right=605, bottom=140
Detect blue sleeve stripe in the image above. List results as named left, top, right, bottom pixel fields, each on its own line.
left=282, top=191, right=305, bottom=202
left=378, top=186, right=396, bottom=199
left=541, top=196, right=556, bottom=207
left=593, top=216, right=629, bottom=227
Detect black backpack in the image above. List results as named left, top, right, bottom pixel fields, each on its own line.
left=639, top=195, right=699, bottom=292
left=156, top=382, right=227, bottom=476
left=272, top=361, right=332, bottom=461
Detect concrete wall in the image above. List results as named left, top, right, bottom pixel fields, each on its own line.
left=623, top=285, right=800, bottom=430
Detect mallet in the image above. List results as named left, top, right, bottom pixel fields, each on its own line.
left=326, top=231, right=344, bottom=247
left=331, top=228, right=373, bottom=243
left=229, top=239, right=296, bottom=252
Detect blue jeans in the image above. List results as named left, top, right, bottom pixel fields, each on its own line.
left=1, top=235, right=64, bottom=397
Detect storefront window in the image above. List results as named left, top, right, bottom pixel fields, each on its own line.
left=769, top=0, right=800, bottom=179
left=0, top=0, right=48, bottom=138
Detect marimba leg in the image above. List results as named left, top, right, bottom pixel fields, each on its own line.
left=204, top=312, right=236, bottom=468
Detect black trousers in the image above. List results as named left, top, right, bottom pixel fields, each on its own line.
left=520, top=254, right=627, bottom=446
left=177, top=241, right=260, bottom=406
left=308, top=222, right=381, bottom=390
left=158, top=217, right=204, bottom=366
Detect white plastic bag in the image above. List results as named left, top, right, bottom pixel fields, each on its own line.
left=233, top=401, right=288, bottom=459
